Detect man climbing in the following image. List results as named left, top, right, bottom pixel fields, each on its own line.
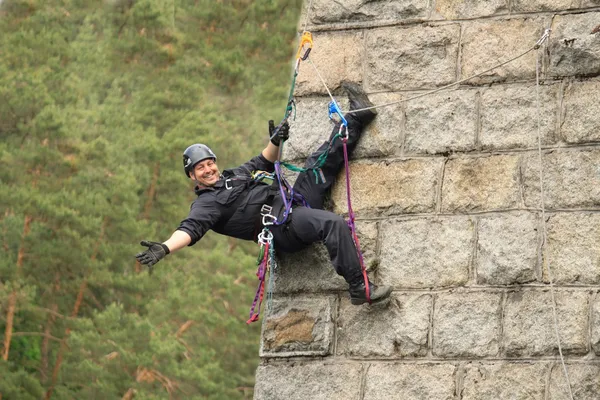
left=135, top=83, right=392, bottom=306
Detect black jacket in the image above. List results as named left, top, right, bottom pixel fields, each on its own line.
left=177, top=154, right=278, bottom=245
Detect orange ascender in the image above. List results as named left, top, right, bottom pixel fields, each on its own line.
left=295, top=31, right=313, bottom=61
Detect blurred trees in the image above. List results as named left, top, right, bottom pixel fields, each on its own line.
left=0, top=0, right=302, bottom=398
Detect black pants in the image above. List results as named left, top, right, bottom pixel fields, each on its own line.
left=270, top=113, right=368, bottom=285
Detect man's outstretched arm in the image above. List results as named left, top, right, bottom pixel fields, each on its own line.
left=164, top=230, right=192, bottom=252
left=136, top=230, right=192, bottom=268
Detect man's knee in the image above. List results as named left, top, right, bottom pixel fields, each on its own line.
left=325, top=214, right=348, bottom=234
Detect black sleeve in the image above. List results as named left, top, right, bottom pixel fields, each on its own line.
left=176, top=196, right=222, bottom=246
left=234, top=154, right=275, bottom=176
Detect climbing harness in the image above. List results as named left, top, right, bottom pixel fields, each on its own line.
left=247, top=30, right=314, bottom=324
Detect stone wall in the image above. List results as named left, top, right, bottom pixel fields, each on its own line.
left=255, top=2, right=600, bottom=399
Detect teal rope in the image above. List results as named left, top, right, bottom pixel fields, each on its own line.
left=281, top=133, right=343, bottom=183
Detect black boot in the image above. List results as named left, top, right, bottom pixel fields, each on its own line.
left=342, top=82, right=378, bottom=125
left=348, top=278, right=392, bottom=305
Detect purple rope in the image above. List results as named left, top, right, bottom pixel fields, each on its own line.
left=342, top=138, right=370, bottom=300
left=274, top=161, right=296, bottom=225
left=247, top=244, right=269, bottom=323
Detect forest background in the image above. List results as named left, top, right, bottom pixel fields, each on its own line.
left=0, top=0, right=303, bottom=398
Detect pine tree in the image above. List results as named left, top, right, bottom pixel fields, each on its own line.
left=1, top=0, right=302, bottom=398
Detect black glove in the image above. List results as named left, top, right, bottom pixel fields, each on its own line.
left=269, top=120, right=290, bottom=146
left=135, top=240, right=170, bottom=268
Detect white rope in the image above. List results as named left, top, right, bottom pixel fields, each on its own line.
left=308, top=57, right=337, bottom=104
left=534, top=38, right=575, bottom=400
left=344, top=46, right=536, bottom=114
left=302, top=0, right=315, bottom=33
left=304, top=37, right=539, bottom=119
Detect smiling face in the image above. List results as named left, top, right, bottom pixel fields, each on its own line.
left=190, top=158, right=220, bottom=187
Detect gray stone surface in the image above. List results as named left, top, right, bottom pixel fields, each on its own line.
left=512, top=0, right=579, bottom=12
left=522, top=149, right=600, bottom=209
left=364, top=363, right=456, bottom=400
left=295, top=31, right=363, bottom=96
left=353, top=92, right=404, bottom=158
left=548, top=364, right=600, bottom=400
left=433, top=291, right=502, bottom=357
left=309, top=0, right=430, bottom=24
left=503, top=290, right=589, bottom=356
left=254, top=363, right=363, bottom=400
left=592, top=292, right=600, bottom=354
left=549, top=12, right=600, bottom=78
left=275, top=245, right=347, bottom=293
left=260, top=296, right=335, bottom=357
left=479, top=84, right=558, bottom=150
left=379, top=217, right=473, bottom=288
left=433, top=0, right=508, bottom=20
left=330, top=158, right=443, bottom=216
left=337, top=293, right=431, bottom=358
left=352, top=220, right=379, bottom=271
left=285, top=96, right=349, bottom=161
left=544, top=213, right=600, bottom=284
left=366, top=24, right=460, bottom=91
left=441, top=155, right=521, bottom=212
left=560, top=80, right=600, bottom=144
left=405, top=89, right=477, bottom=154
left=461, top=362, right=548, bottom=400
left=461, top=18, right=544, bottom=84
left=476, top=212, right=540, bottom=285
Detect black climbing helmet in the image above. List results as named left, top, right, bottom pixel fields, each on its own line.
left=183, top=144, right=217, bottom=177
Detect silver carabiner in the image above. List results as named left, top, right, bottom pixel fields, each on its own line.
left=262, top=214, right=277, bottom=226
left=257, top=229, right=273, bottom=245
left=225, top=179, right=233, bottom=190
left=338, top=123, right=348, bottom=139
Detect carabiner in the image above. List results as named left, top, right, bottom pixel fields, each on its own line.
left=328, top=100, right=348, bottom=127
left=257, top=228, right=274, bottom=245
left=338, top=123, right=348, bottom=139
left=262, top=213, right=277, bottom=226
left=295, top=31, right=313, bottom=61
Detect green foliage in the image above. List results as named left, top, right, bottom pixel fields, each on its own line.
left=0, top=0, right=301, bottom=398
left=0, top=361, right=44, bottom=400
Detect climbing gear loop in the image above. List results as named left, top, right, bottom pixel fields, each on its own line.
left=257, top=228, right=273, bottom=246
left=247, top=238, right=272, bottom=324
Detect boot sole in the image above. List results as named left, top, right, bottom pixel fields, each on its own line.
left=350, top=291, right=392, bottom=305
